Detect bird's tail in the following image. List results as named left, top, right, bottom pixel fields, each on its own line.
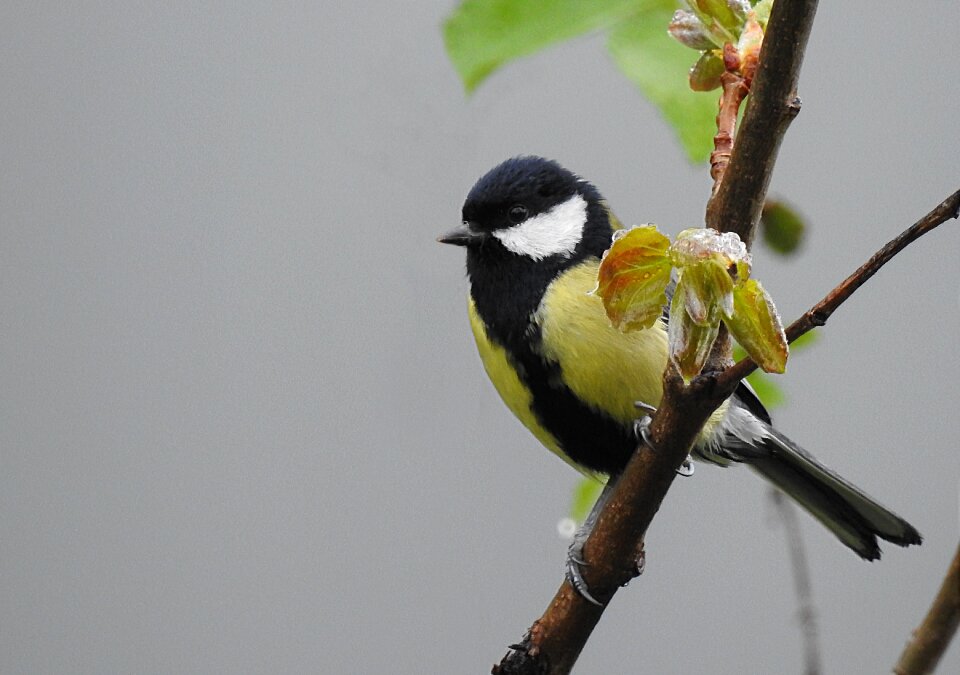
left=747, top=426, right=922, bottom=560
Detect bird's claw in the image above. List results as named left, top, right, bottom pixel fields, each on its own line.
left=566, top=540, right=605, bottom=607
left=633, top=411, right=695, bottom=477
left=632, top=415, right=656, bottom=449
left=567, top=538, right=647, bottom=603
left=634, top=400, right=657, bottom=415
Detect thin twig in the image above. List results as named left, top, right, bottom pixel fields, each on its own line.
left=893, top=542, right=960, bottom=675
left=770, top=490, right=822, bottom=675
left=710, top=61, right=749, bottom=190
left=718, top=188, right=960, bottom=391
left=710, top=35, right=760, bottom=192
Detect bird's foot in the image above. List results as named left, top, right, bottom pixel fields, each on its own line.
left=633, top=410, right=695, bottom=477
left=632, top=403, right=656, bottom=448
left=566, top=530, right=605, bottom=606
left=634, top=400, right=657, bottom=416
left=567, top=534, right=647, bottom=606
left=632, top=416, right=654, bottom=447
left=564, top=506, right=648, bottom=605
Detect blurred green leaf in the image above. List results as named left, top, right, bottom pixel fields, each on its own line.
left=761, top=199, right=807, bottom=255
left=443, top=0, right=645, bottom=93
left=790, top=328, right=819, bottom=350
left=735, top=331, right=819, bottom=410
left=743, top=369, right=786, bottom=407
left=608, top=7, right=718, bottom=162
left=753, top=0, right=774, bottom=27
left=735, top=327, right=818, bottom=359
left=570, top=476, right=605, bottom=523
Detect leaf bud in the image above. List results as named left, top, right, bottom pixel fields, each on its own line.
left=668, top=10, right=716, bottom=51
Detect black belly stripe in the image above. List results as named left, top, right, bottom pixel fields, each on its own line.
left=507, top=325, right=637, bottom=476
left=467, top=250, right=637, bottom=476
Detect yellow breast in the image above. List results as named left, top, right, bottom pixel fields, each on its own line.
left=468, top=258, right=728, bottom=473
left=535, top=261, right=668, bottom=424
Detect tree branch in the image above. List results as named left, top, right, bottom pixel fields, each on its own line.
left=894, top=542, right=960, bottom=675
left=493, top=373, right=731, bottom=675
left=706, top=0, right=819, bottom=246
left=494, top=1, right=820, bottom=672
left=718, top=187, right=960, bottom=391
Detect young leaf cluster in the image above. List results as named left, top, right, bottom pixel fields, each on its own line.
left=669, top=1, right=771, bottom=90
left=596, top=225, right=788, bottom=381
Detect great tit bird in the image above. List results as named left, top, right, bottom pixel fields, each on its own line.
left=440, top=156, right=921, bottom=569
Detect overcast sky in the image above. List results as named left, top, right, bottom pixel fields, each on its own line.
left=2, top=2, right=958, bottom=673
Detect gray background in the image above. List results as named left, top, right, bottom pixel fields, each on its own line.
left=2, top=2, right=958, bottom=673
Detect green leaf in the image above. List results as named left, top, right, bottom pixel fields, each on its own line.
left=761, top=199, right=807, bottom=255
left=596, top=225, right=673, bottom=332
left=753, top=0, right=774, bottom=28
left=693, top=0, right=741, bottom=32
left=669, top=276, right=720, bottom=381
left=569, top=476, right=605, bottom=523
left=443, top=0, right=644, bottom=93
left=733, top=331, right=819, bottom=411
left=725, top=278, right=788, bottom=373
left=790, top=328, right=819, bottom=351
left=668, top=10, right=716, bottom=51
left=733, top=330, right=820, bottom=411
left=608, top=6, right=719, bottom=162
left=679, top=265, right=713, bottom=325
left=732, top=344, right=786, bottom=407
left=682, top=260, right=735, bottom=323
left=735, top=329, right=818, bottom=360
left=689, top=50, right=724, bottom=91
left=744, top=371, right=786, bottom=408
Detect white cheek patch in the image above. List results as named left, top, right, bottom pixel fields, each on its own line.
left=492, top=194, right=587, bottom=261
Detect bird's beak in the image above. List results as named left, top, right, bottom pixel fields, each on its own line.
left=437, top=223, right=485, bottom=247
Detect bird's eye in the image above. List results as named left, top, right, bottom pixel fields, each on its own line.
left=507, top=204, right=528, bottom=224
